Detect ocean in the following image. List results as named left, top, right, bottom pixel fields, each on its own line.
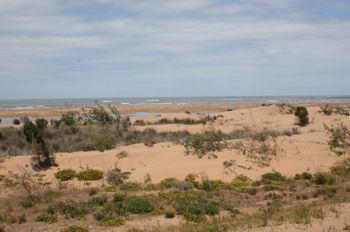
left=1, top=96, right=350, bottom=110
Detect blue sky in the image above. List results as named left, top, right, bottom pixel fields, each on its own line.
left=0, top=0, right=350, bottom=99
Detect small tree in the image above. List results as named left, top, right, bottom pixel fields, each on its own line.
left=294, top=106, right=309, bottom=126
left=23, top=118, right=55, bottom=170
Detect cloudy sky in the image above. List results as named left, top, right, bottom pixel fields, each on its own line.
left=0, top=0, right=350, bottom=99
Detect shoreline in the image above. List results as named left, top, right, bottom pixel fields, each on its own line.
left=0, top=102, right=349, bottom=118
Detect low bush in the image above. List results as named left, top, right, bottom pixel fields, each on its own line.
left=61, top=226, right=89, bottom=232
left=119, top=182, right=142, bottom=191
left=77, top=169, right=103, bottom=181
left=99, top=216, right=125, bottom=226
left=295, top=172, right=312, bottom=180
left=294, top=106, right=309, bottom=126
left=313, top=172, right=336, bottom=185
left=55, top=169, right=77, bottom=181
left=261, top=172, right=286, bottom=184
left=125, top=196, right=154, bottom=214
left=35, top=213, right=57, bottom=223
left=160, top=178, right=178, bottom=189
left=106, top=168, right=130, bottom=185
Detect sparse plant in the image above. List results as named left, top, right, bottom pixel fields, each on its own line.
left=35, top=213, right=57, bottom=223
left=325, top=123, right=350, bottom=155
left=106, top=168, right=130, bottom=185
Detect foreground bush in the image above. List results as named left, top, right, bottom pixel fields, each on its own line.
left=77, top=169, right=103, bottom=181
left=55, top=169, right=77, bottom=181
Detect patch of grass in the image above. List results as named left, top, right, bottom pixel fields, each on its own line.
left=61, top=226, right=89, bottom=232
left=55, top=169, right=77, bottom=181
left=99, top=216, right=125, bottom=226
left=77, top=169, right=103, bottom=181
left=119, top=182, right=142, bottom=191
left=35, top=213, right=57, bottom=223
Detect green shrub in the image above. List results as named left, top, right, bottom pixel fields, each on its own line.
left=35, top=213, right=57, bottom=223
left=106, top=168, right=130, bottom=185
left=295, top=172, right=312, bottom=180
left=119, top=182, right=141, bottom=191
left=261, top=172, right=286, bottom=184
left=77, top=169, right=103, bottom=181
left=313, top=172, right=336, bottom=185
left=55, top=169, right=77, bottom=181
left=294, top=106, right=309, bottom=126
left=160, top=178, right=178, bottom=189
left=61, top=226, right=89, bottom=232
left=331, top=158, right=350, bottom=176
left=99, top=216, right=125, bottom=226
left=125, top=196, right=154, bottom=214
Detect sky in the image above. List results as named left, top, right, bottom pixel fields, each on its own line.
left=0, top=0, right=350, bottom=99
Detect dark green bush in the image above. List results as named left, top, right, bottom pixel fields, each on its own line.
left=55, top=169, right=77, bottom=181
left=313, top=172, right=336, bottom=185
left=261, top=172, right=286, bottom=184
left=77, top=169, right=103, bottom=181
left=61, top=226, right=89, bottom=232
left=125, top=196, right=154, bottom=214
left=295, top=172, right=312, bottom=180
left=294, top=106, right=309, bottom=126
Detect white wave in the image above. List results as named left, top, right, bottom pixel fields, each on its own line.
left=102, top=100, right=112, bottom=103
left=221, top=98, right=243, bottom=101
left=146, top=99, right=160, bottom=102
left=120, top=102, right=130, bottom=105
